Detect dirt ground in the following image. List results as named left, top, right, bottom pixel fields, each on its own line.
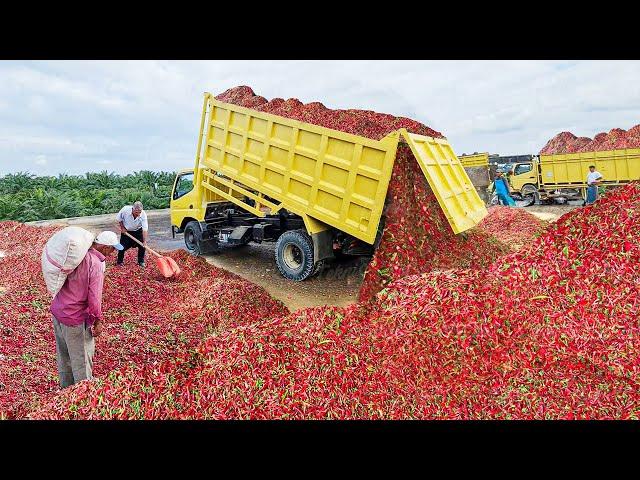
left=26, top=203, right=580, bottom=312
left=523, top=204, right=580, bottom=223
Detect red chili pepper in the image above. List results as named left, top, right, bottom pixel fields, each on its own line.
left=9, top=88, right=640, bottom=420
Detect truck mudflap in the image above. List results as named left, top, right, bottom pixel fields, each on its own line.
left=311, top=229, right=334, bottom=264
left=400, top=129, right=488, bottom=234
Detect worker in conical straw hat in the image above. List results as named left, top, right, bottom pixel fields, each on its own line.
left=50, top=231, right=123, bottom=388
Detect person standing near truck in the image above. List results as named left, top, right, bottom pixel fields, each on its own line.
left=586, top=165, right=603, bottom=205
left=116, top=201, right=149, bottom=267
left=491, top=171, right=516, bottom=207
left=51, top=231, right=123, bottom=388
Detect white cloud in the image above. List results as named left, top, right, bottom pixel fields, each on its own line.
left=35, top=155, right=47, bottom=165
left=1, top=65, right=127, bottom=110
left=0, top=60, right=639, bottom=175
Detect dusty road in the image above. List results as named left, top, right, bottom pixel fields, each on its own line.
left=26, top=203, right=578, bottom=311
left=525, top=204, right=580, bottom=222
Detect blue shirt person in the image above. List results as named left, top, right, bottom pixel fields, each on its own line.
left=491, top=171, right=516, bottom=207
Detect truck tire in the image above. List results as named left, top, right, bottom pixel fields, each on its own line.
left=275, top=230, right=316, bottom=281
left=184, top=221, right=203, bottom=256
left=520, top=184, right=538, bottom=206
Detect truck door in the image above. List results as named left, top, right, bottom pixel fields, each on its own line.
left=170, top=171, right=196, bottom=230
left=511, top=163, right=536, bottom=191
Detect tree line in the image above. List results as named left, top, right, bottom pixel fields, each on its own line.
left=0, top=170, right=177, bottom=222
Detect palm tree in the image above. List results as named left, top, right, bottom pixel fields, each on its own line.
left=0, top=195, right=18, bottom=220
left=24, top=188, right=84, bottom=220
left=56, top=173, right=85, bottom=190
left=81, top=190, right=107, bottom=212
left=0, top=170, right=176, bottom=221
left=122, top=173, right=139, bottom=189
left=56, top=173, right=71, bottom=189
left=0, top=172, right=36, bottom=194
left=134, top=170, right=160, bottom=193
left=157, top=171, right=177, bottom=185
left=86, top=170, right=118, bottom=189
left=35, top=176, right=58, bottom=191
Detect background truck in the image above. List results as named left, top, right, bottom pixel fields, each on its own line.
left=459, top=152, right=491, bottom=205
left=507, top=148, right=640, bottom=204
left=170, top=93, right=487, bottom=281
left=460, top=152, right=538, bottom=205
left=459, top=152, right=489, bottom=168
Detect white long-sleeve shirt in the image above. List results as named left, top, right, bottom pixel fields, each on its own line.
left=116, top=205, right=148, bottom=232
left=586, top=171, right=603, bottom=185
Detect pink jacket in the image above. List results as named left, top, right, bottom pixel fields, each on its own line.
left=50, top=248, right=106, bottom=327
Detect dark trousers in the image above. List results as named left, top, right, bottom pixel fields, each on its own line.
left=117, top=229, right=146, bottom=264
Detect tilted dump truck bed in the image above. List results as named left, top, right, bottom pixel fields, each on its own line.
left=191, top=93, right=487, bottom=244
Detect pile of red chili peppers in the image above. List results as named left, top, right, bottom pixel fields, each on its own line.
left=28, top=181, right=640, bottom=419
left=540, top=125, right=640, bottom=154
left=0, top=222, right=288, bottom=419
left=478, top=206, right=549, bottom=251
left=6, top=87, right=640, bottom=419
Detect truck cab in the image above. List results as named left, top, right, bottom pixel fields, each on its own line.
left=509, top=156, right=588, bottom=204
left=170, top=169, right=199, bottom=232
left=509, top=161, right=538, bottom=199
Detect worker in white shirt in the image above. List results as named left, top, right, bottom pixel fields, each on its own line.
left=585, top=165, right=603, bottom=205
left=115, top=201, right=149, bottom=267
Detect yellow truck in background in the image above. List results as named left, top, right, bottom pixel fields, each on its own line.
left=459, top=152, right=491, bottom=204
left=506, top=149, right=640, bottom=204
left=459, top=152, right=489, bottom=168
left=170, top=92, right=487, bottom=281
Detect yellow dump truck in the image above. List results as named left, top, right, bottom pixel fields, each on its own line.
left=170, top=92, right=487, bottom=281
left=507, top=149, right=640, bottom=203
left=459, top=152, right=489, bottom=168
left=459, top=152, right=491, bottom=205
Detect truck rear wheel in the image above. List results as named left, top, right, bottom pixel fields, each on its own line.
left=520, top=184, right=538, bottom=206
left=275, top=230, right=316, bottom=281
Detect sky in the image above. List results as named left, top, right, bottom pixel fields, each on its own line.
left=0, top=60, right=639, bottom=176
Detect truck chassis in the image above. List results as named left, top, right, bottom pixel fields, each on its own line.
left=173, top=200, right=375, bottom=281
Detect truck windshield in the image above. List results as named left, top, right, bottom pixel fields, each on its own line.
left=173, top=172, right=194, bottom=200
left=514, top=164, right=532, bottom=175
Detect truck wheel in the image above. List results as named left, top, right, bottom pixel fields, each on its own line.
left=184, top=221, right=203, bottom=256
left=520, top=184, right=538, bottom=206
left=275, top=230, right=316, bottom=281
